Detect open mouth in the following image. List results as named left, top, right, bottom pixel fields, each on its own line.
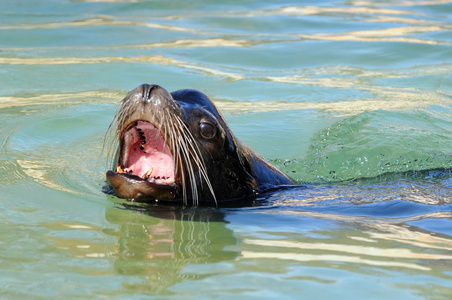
left=117, top=120, right=175, bottom=186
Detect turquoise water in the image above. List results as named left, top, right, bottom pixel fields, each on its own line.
left=1, top=0, right=452, bottom=298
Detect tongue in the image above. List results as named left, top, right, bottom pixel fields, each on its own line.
left=123, top=121, right=174, bottom=184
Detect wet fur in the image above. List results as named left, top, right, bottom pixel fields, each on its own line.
left=105, top=84, right=294, bottom=206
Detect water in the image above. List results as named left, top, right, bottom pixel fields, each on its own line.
left=1, top=0, right=452, bottom=298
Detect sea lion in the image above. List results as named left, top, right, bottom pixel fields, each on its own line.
left=105, top=84, right=294, bottom=206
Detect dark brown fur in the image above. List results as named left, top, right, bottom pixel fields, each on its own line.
left=105, top=84, right=294, bottom=206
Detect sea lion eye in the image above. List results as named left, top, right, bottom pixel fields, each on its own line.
left=199, top=121, right=216, bottom=139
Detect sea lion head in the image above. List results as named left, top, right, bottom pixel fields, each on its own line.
left=105, top=84, right=258, bottom=206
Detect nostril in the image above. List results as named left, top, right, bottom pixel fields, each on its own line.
left=139, top=84, right=175, bottom=106
left=141, top=84, right=159, bottom=103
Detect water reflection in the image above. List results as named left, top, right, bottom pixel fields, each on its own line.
left=0, top=91, right=119, bottom=109
left=104, top=203, right=238, bottom=293
left=0, top=17, right=200, bottom=33
left=236, top=208, right=452, bottom=280
left=241, top=213, right=452, bottom=271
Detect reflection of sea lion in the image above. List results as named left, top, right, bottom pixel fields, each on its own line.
left=104, top=205, right=238, bottom=293
left=105, top=84, right=294, bottom=206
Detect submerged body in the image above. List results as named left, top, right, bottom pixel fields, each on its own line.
left=105, top=84, right=294, bottom=206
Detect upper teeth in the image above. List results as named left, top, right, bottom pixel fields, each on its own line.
left=142, top=167, right=154, bottom=180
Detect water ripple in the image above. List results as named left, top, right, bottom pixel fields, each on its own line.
left=0, top=17, right=201, bottom=33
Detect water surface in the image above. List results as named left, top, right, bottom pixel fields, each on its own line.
left=1, top=0, right=451, bottom=298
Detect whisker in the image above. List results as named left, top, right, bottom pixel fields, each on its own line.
left=104, top=92, right=217, bottom=207
left=178, top=118, right=217, bottom=206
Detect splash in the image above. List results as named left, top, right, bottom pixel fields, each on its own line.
left=281, top=109, right=452, bottom=183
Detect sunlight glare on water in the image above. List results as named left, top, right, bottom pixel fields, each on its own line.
left=0, top=0, right=451, bottom=298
